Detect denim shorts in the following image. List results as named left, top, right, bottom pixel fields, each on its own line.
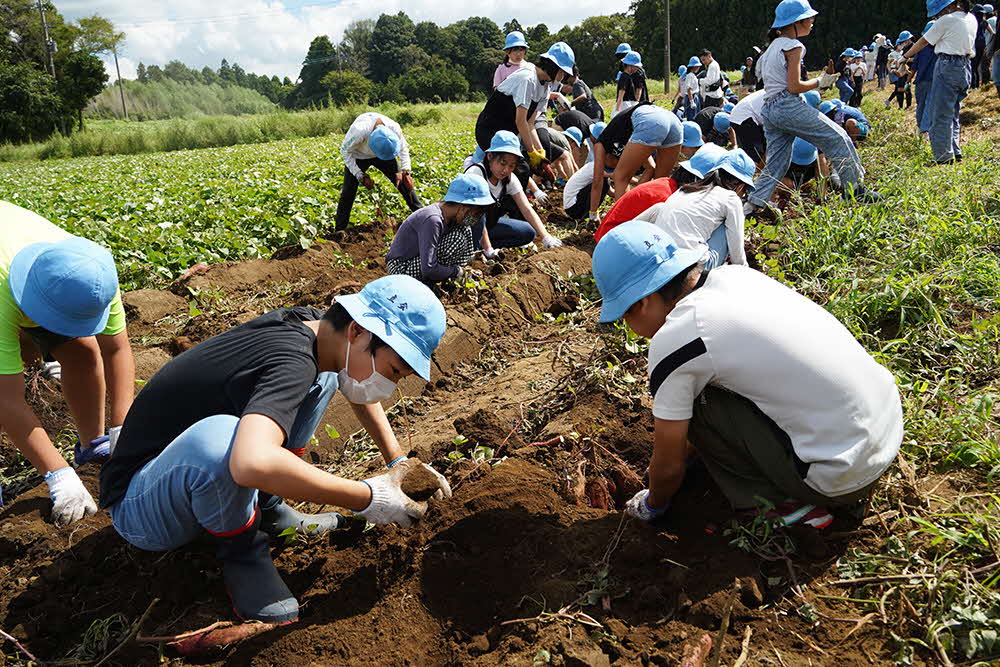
left=630, top=106, right=683, bottom=148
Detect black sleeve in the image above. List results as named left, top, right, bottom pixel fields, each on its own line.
left=237, top=353, right=318, bottom=441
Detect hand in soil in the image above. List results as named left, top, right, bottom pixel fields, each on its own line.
left=400, top=460, right=450, bottom=501
left=359, top=459, right=452, bottom=527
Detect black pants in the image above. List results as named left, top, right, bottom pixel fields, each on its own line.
left=335, top=157, right=421, bottom=230
left=886, top=83, right=911, bottom=108
left=849, top=76, right=864, bottom=107
left=701, top=96, right=722, bottom=109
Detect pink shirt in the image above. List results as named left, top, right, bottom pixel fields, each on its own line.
left=493, top=61, right=531, bottom=88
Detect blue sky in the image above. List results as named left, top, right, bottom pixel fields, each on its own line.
left=57, top=1, right=630, bottom=81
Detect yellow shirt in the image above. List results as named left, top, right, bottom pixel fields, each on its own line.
left=0, top=201, right=125, bottom=375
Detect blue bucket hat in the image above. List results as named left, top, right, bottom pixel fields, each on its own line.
left=801, top=89, right=822, bottom=108
left=622, top=50, right=643, bottom=67
left=9, top=237, right=119, bottom=338
left=830, top=98, right=846, bottom=109
left=444, top=173, right=495, bottom=207
left=679, top=143, right=728, bottom=179
left=985, top=4, right=995, bottom=12
left=819, top=100, right=836, bottom=114
left=591, top=122, right=607, bottom=140
left=616, top=42, right=632, bottom=55
left=594, top=221, right=705, bottom=323
left=336, top=275, right=446, bottom=382
left=687, top=56, right=701, bottom=68
left=504, top=31, right=528, bottom=50
left=772, top=0, right=818, bottom=28
left=716, top=148, right=755, bottom=186
left=540, top=41, right=576, bottom=75
left=896, top=30, right=913, bottom=45
left=713, top=112, right=731, bottom=133
left=790, top=137, right=818, bottom=166
left=564, top=126, right=584, bottom=146
left=840, top=48, right=854, bottom=58
left=369, top=126, right=400, bottom=160
left=740, top=65, right=747, bottom=72
left=487, top=130, right=523, bottom=157
left=927, top=0, right=952, bottom=16
left=972, top=3, right=986, bottom=12
left=923, top=20, right=936, bottom=33
left=723, top=102, right=735, bottom=113
left=681, top=121, right=704, bottom=148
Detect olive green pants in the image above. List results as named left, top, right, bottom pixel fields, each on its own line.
left=689, top=386, right=879, bottom=510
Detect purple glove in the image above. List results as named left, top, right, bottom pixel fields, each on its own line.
left=74, top=435, right=110, bottom=466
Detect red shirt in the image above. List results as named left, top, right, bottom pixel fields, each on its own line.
left=593, top=178, right=679, bottom=242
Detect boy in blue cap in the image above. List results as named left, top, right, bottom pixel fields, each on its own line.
left=1, top=201, right=135, bottom=526
left=591, top=221, right=903, bottom=529
left=100, top=274, right=451, bottom=627
left=336, top=112, right=421, bottom=231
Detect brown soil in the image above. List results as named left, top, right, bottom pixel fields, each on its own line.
left=399, top=461, right=442, bottom=502
left=0, top=217, right=906, bottom=666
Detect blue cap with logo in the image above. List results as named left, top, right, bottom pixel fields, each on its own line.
left=9, top=237, right=119, bottom=337
left=504, top=31, right=528, bottom=50
left=444, top=173, right=495, bottom=207
left=487, top=130, right=523, bottom=157
left=368, top=126, right=400, bottom=160
left=682, top=121, right=704, bottom=148
left=336, top=275, right=446, bottom=382
left=593, top=221, right=704, bottom=323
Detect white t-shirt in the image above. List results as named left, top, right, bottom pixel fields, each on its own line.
left=729, top=89, right=766, bottom=125
left=648, top=266, right=903, bottom=497
left=760, top=37, right=806, bottom=99
left=683, top=73, right=700, bottom=98
left=652, top=186, right=747, bottom=266
left=497, top=66, right=549, bottom=111
left=563, top=165, right=593, bottom=211
left=924, top=11, right=977, bottom=56
left=464, top=162, right=524, bottom=199
left=700, top=60, right=724, bottom=100
left=850, top=62, right=867, bottom=77
left=340, top=112, right=411, bottom=180
left=677, top=75, right=689, bottom=97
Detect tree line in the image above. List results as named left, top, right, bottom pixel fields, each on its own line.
left=134, top=59, right=293, bottom=105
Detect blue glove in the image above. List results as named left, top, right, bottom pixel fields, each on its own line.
left=625, top=489, right=669, bottom=521
left=74, top=435, right=111, bottom=466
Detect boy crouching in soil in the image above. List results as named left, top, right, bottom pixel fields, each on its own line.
left=592, top=221, right=903, bottom=528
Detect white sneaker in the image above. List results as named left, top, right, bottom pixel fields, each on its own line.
left=40, top=360, right=62, bottom=383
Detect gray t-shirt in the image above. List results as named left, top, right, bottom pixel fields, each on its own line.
left=760, top=37, right=806, bottom=99
left=386, top=203, right=460, bottom=282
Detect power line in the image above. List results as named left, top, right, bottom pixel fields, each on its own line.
left=105, top=1, right=343, bottom=28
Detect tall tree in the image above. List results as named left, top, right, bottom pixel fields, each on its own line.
left=285, top=35, right=338, bottom=108
left=58, top=50, right=108, bottom=129
left=368, top=12, right=416, bottom=83
left=503, top=19, right=523, bottom=35
left=339, top=19, right=374, bottom=74
left=75, top=15, right=128, bottom=118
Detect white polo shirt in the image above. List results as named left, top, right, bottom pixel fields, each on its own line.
left=648, top=265, right=903, bottom=497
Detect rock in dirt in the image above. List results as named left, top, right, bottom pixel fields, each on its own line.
left=123, top=289, right=186, bottom=324
left=563, top=643, right=612, bottom=667
left=738, top=576, right=765, bottom=608
left=400, top=461, right=441, bottom=501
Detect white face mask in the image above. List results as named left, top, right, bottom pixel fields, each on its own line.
left=337, top=335, right=397, bottom=405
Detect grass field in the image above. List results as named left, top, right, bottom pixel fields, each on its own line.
left=1, top=84, right=1000, bottom=663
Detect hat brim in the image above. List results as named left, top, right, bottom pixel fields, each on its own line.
left=444, top=192, right=495, bottom=207
left=678, top=160, right=705, bottom=179
left=683, top=139, right=704, bottom=148
left=598, top=247, right=704, bottom=323
left=337, top=293, right=433, bottom=381
left=505, top=41, right=528, bottom=50
left=771, top=7, right=818, bottom=28
left=8, top=242, right=111, bottom=338
left=488, top=144, right=523, bottom=158
left=718, top=164, right=755, bottom=186
left=540, top=53, right=575, bottom=76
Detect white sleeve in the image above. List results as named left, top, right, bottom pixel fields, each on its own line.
left=391, top=120, right=411, bottom=172
left=634, top=202, right=665, bottom=223
left=923, top=18, right=946, bottom=46
left=341, top=115, right=376, bottom=180
left=706, top=62, right=722, bottom=86
left=649, top=317, right=713, bottom=421
left=721, top=192, right=747, bottom=266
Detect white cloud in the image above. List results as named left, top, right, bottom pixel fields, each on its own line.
left=59, top=0, right=631, bottom=82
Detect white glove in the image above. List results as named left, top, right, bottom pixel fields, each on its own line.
left=108, top=425, right=122, bottom=456
left=541, top=234, right=563, bottom=249
left=532, top=189, right=548, bottom=204
left=818, top=72, right=836, bottom=90
left=482, top=247, right=502, bottom=260
left=624, top=489, right=669, bottom=522
left=588, top=212, right=601, bottom=224
left=358, top=459, right=452, bottom=528
left=45, top=467, right=98, bottom=527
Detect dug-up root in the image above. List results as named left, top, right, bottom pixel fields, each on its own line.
left=137, top=620, right=279, bottom=657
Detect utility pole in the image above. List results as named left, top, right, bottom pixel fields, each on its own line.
left=112, top=47, right=128, bottom=119
left=663, top=0, right=671, bottom=93
left=35, top=0, right=56, bottom=77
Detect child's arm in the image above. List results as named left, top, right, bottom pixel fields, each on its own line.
left=723, top=195, right=747, bottom=265
left=784, top=47, right=820, bottom=93
left=904, top=37, right=929, bottom=58
left=646, top=418, right=690, bottom=509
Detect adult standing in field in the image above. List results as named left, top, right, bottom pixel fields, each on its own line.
left=386, top=174, right=496, bottom=284
left=972, top=4, right=989, bottom=88
left=614, top=51, right=649, bottom=116
left=100, top=274, right=451, bottom=627
left=563, top=66, right=605, bottom=121
left=591, top=221, right=903, bottom=529
left=494, top=31, right=532, bottom=89
left=864, top=43, right=878, bottom=81
left=464, top=131, right=563, bottom=257
left=698, top=50, right=726, bottom=109
left=588, top=102, right=684, bottom=223
left=0, top=201, right=135, bottom=526
left=475, top=42, right=576, bottom=177
left=875, top=34, right=892, bottom=88
left=904, top=0, right=978, bottom=164
left=335, top=112, right=420, bottom=232
left=913, top=21, right=941, bottom=137
left=745, top=0, right=879, bottom=217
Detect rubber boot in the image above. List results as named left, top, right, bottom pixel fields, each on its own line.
left=214, top=511, right=299, bottom=624
left=259, top=493, right=344, bottom=537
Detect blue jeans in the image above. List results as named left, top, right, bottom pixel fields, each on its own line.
left=993, top=54, right=1000, bottom=94
left=927, top=55, right=971, bottom=162
left=109, top=372, right=338, bottom=551
left=751, top=92, right=864, bottom=207
left=914, top=80, right=933, bottom=133
left=630, top=106, right=683, bottom=148
left=836, top=78, right=855, bottom=104
left=683, top=96, right=701, bottom=121
left=474, top=215, right=536, bottom=249
left=701, top=224, right=729, bottom=270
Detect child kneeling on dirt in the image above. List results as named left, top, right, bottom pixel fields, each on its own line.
left=0, top=201, right=136, bottom=527
left=99, top=275, right=451, bottom=625
left=386, top=174, right=496, bottom=284
left=592, top=222, right=903, bottom=529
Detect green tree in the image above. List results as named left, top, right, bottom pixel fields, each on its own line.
left=136, top=62, right=148, bottom=82
left=549, top=14, right=633, bottom=84
left=503, top=19, right=524, bottom=35
left=58, top=51, right=108, bottom=129
left=0, top=60, right=62, bottom=142
left=339, top=19, right=374, bottom=74
left=526, top=23, right=550, bottom=45
left=369, top=12, right=416, bottom=83
left=75, top=15, right=128, bottom=118
left=285, top=35, right=339, bottom=108
left=319, top=69, right=372, bottom=105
